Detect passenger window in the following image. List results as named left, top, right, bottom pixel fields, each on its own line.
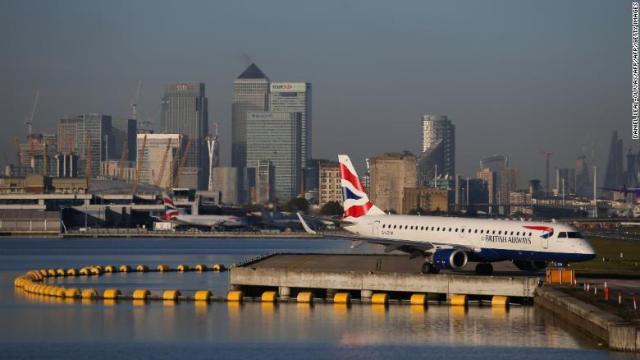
left=510, top=231, right=514, bottom=235
left=558, top=232, right=567, bottom=238
left=516, top=232, right=520, bottom=236
left=474, top=229, right=478, bottom=233
left=455, top=228, right=458, bottom=232
left=529, top=232, right=532, bottom=236
left=492, top=230, right=496, bottom=234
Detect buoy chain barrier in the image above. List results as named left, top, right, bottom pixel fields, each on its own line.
left=14, top=266, right=514, bottom=307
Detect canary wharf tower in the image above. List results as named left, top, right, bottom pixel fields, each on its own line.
left=231, top=63, right=270, bottom=172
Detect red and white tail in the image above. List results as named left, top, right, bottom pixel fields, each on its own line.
left=161, top=192, right=179, bottom=220
left=338, top=155, right=385, bottom=218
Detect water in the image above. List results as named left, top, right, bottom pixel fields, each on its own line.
left=0, top=238, right=635, bottom=359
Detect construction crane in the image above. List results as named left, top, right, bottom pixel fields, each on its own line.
left=118, top=140, right=128, bottom=180
left=132, top=134, right=147, bottom=194
left=154, top=138, right=172, bottom=188
left=173, top=136, right=192, bottom=188
left=25, top=89, right=39, bottom=137
left=540, top=150, right=553, bottom=197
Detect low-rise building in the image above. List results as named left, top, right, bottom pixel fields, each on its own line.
left=318, top=161, right=341, bottom=207
left=402, top=187, right=449, bottom=214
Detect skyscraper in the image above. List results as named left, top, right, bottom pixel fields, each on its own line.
left=269, top=82, right=312, bottom=167
left=76, top=113, right=113, bottom=178
left=160, top=82, right=208, bottom=189
left=231, top=64, right=270, bottom=172
left=111, top=117, right=137, bottom=163
left=421, top=114, right=455, bottom=179
left=246, top=111, right=302, bottom=202
left=604, top=131, right=624, bottom=197
left=575, top=155, right=592, bottom=198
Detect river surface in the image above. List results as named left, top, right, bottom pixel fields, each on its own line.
left=0, top=238, right=636, bottom=359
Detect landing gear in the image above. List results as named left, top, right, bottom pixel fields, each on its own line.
left=475, top=263, right=494, bottom=276
left=421, top=262, right=440, bottom=274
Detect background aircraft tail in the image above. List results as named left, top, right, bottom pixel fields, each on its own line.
left=162, top=192, right=180, bottom=220
left=338, top=154, right=385, bottom=218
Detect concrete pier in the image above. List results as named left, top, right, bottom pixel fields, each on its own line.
left=535, top=286, right=640, bottom=352
left=230, top=254, right=541, bottom=299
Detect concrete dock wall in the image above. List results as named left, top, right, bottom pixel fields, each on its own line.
left=230, top=267, right=540, bottom=298
left=535, top=286, right=639, bottom=352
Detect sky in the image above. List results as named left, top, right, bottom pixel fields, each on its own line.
left=0, top=0, right=632, bottom=186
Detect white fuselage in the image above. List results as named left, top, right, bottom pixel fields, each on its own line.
left=172, top=214, right=240, bottom=227
left=344, top=215, right=595, bottom=262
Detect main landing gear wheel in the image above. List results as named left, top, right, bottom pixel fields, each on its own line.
left=475, top=263, right=494, bottom=276
left=421, top=262, right=440, bottom=274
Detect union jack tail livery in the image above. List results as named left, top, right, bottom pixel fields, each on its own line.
left=338, top=155, right=385, bottom=218
left=162, top=193, right=180, bottom=220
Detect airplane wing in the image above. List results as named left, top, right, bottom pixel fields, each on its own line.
left=297, top=212, right=441, bottom=255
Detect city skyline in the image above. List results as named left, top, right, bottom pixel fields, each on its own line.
left=0, top=0, right=632, bottom=183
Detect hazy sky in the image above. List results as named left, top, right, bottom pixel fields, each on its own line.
left=0, top=0, right=632, bottom=186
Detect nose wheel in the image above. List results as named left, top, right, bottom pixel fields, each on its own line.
left=421, top=261, right=440, bottom=274
left=475, top=263, right=494, bottom=275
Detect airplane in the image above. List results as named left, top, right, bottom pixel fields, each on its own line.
left=297, top=154, right=596, bottom=275
left=159, top=193, right=243, bottom=229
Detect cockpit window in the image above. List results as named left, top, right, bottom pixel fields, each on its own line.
left=567, top=232, right=583, bottom=238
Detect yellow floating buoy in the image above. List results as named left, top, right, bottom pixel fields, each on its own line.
left=227, top=290, right=243, bottom=302
left=38, top=269, right=48, bottom=277
left=136, top=265, right=149, bottom=272
left=410, top=294, right=427, bottom=306
left=212, top=264, right=226, bottom=272
left=103, top=289, right=122, bottom=300
left=195, top=264, right=207, bottom=272
left=104, top=265, right=116, bottom=273
left=194, top=290, right=212, bottom=302
left=132, top=289, right=150, bottom=300
left=371, top=293, right=388, bottom=305
left=66, top=268, right=79, bottom=276
left=261, top=291, right=277, bottom=302
left=162, top=290, right=181, bottom=301
left=47, top=269, right=57, bottom=277
left=56, top=269, right=66, bottom=277
left=81, top=289, right=98, bottom=299
left=90, top=267, right=102, bottom=276
left=450, top=294, right=467, bottom=306
left=334, top=292, right=351, bottom=304
left=119, top=265, right=131, bottom=273
left=79, top=268, right=90, bottom=276
left=491, top=295, right=509, bottom=307
left=156, top=264, right=170, bottom=272
left=177, top=264, right=189, bottom=272
left=296, top=292, right=313, bottom=303
left=54, top=288, right=66, bottom=297
left=65, top=288, right=81, bottom=298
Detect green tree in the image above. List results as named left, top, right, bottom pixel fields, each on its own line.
left=284, top=197, right=310, bottom=213
left=320, top=201, right=344, bottom=216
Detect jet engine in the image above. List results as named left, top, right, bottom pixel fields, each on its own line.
left=513, top=260, right=548, bottom=271
left=433, top=249, right=468, bottom=270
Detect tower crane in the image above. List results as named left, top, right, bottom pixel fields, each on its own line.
left=25, top=89, right=39, bottom=137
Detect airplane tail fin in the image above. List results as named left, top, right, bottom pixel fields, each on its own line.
left=338, top=154, right=385, bottom=218
left=162, top=192, right=179, bottom=220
